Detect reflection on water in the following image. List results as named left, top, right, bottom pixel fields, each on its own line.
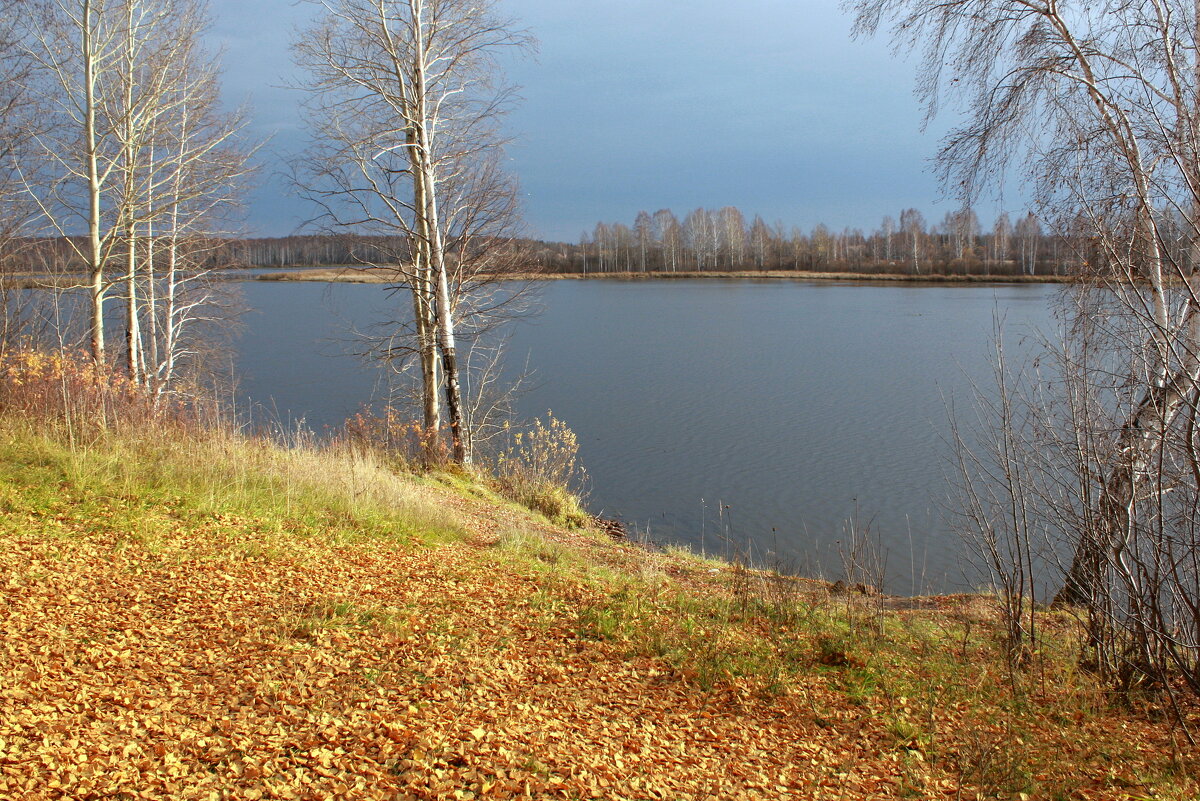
left=234, top=278, right=1057, bottom=593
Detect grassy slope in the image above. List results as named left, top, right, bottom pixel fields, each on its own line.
left=0, top=417, right=1197, bottom=801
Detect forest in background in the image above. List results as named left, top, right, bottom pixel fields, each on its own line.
left=215, top=207, right=1069, bottom=275
left=538, top=207, right=1063, bottom=276
left=9, top=208, right=1078, bottom=277
left=208, top=204, right=1196, bottom=277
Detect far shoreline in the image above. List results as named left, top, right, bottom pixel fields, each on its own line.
left=247, top=267, right=1070, bottom=285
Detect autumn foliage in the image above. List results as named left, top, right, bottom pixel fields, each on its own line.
left=0, top=347, right=209, bottom=434
left=340, top=405, right=452, bottom=468
left=341, top=405, right=591, bottom=527
left=0, top=347, right=138, bottom=419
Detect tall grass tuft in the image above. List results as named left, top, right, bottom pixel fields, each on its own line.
left=487, top=412, right=589, bottom=526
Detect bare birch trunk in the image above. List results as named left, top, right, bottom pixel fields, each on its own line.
left=408, top=127, right=440, bottom=437
left=410, top=259, right=440, bottom=432
left=145, top=218, right=157, bottom=390
left=83, top=0, right=105, bottom=363
left=121, top=0, right=140, bottom=384
left=162, top=218, right=178, bottom=392
left=125, top=223, right=141, bottom=382
left=410, top=0, right=468, bottom=464
left=434, top=260, right=468, bottom=463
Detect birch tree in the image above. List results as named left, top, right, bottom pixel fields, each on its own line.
left=717, top=206, right=746, bottom=269
left=19, top=0, right=251, bottom=385
left=592, top=223, right=612, bottom=273
left=811, top=223, right=833, bottom=267
left=633, top=210, right=652, bottom=272
left=21, top=0, right=127, bottom=362
left=683, top=208, right=717, bottom=270
left=109, top=0, right=208, bottom=384
left=992, top=212, right=1012, bottom=267
left=949, top=207, right=979, bottom=261
left=1014, top=212, right=1041, bottom=276
left=296, top=0, right=530, bottom=464
left=749, top=215, right=772, bottom=269
left=133, top=8, right=257, bottom=395
left=880, top=215, right=896, bottom=262
left=899, top=207, right=924, bottom=273
left=653, top=208, right=682, bottom=272
left=852, top=0, right=1200, bottom=691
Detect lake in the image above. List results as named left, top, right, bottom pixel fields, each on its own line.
left=233, top=278, right=1058, bottom=593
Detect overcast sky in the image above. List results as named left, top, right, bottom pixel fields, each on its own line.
left=208, top=0, right=964, bottom=241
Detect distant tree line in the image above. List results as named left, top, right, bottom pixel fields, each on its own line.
left=19, top=232, right=521, bottom=274
left=35, top=203, right=1200, bottom=283
left=211, top=208, right=1070, bottom=276
left=221, top=207, right=1094, bottom=277
left=225, top=235, right=409, bottom=268
left=17, top=234, right=414, bottom=271
left=542, top=207, right=1077, bottom=276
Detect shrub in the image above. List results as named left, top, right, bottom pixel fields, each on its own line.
left=490, top=413, right=589, bottom=526
left=338, top=405, right=450, bottom=469
left=0, top=347, right=159, bottom=433
left=0, top=346, right=235, bottom=450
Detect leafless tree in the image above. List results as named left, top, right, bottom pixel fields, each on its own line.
left=140, top=31, right=257, bottom=396
left=683, top=208, right=717, bottom=271
left=749, top=214, right=772, bottom=269
left=296, top=0, right=531, bottom=464
left=899, top=207, right=925, bottom=273
left=17, top=0, right=254, bottom=390
left=1014, top=213, right=1041, bottom=276
left=991, top=212, right=1012, bottom=267
left=653, top=209, right=683, bottom=272
left=634, top=210, right=652, bottom=273
left=811, top=223, right=833, bottom=268
left=717, top=206, right=747, bottom=269
left=880, top=214, right=896, bottom=263
left=851, top=0, right=1200, bottom=698
left=20, top=0, right=127, bottom=361
left=948, top=206, right=979, bottom=262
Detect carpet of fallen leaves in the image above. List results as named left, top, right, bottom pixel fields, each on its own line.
left=1, top=481, right=1197, bottom=800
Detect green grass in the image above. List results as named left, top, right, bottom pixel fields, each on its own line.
left=0, top=398, right=597, bottom=581
left=0, top=417, right=470, bottom=550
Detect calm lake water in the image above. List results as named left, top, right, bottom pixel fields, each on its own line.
left=233, top=278, right=1058, bottom=592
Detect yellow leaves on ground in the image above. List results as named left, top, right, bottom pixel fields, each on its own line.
left=0, top=515, right=848, bottom=799
left=1, top=492, right=1196, bottom=800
